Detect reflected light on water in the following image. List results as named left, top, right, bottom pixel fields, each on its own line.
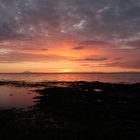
left=0, top=73, right=140, bottom=83
left=0, top=86, right=38, bottom=109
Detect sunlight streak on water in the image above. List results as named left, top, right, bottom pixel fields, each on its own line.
left=0, top=73, right=140, bottom=83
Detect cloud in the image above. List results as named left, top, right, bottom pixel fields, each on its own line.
left=107, top=60, right=140, bottom=69
left=73, top=40, right=112, bottom=50
left=126, top=40, right=140, bottom=49
left=0, top=0, right=139, bottom=41
left=79, top=40, right=110, bottom=46
left=0, top=49, right=14, bottom=54
left=72, top=46, right=84, bottom=50
left=74, top=56, right=108, bottom=62
left=73, top=20, right=86, bottom=30
left=0, top=0, right=139, bottom=71
left=81, top=64, right=91, bottom=67
left=84, top=56, right=107, bottom=61
left=0, top=0, right=139, bottom=46
left=0, top=51, right=73, bottom=63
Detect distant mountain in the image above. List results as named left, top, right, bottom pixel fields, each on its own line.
left=22, top=71, right=33, bottom=74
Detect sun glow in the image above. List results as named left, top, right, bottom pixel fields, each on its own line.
left=61, top=69, right=73, bottom=73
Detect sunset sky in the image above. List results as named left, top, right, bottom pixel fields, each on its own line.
left=0, top=0, right=140, bottom=73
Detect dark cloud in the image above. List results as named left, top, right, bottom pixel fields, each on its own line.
left=84, top=56, right=107, bottom=61
left=79, top=40, right=110, bottom=46
left=72, top=46, right=84, bottom=50
left=0, top=0, right=139, bottom=41
left=0, top=23, right=12, bottom=37
left=107, top=60, right=140, bottom=69
left=74, top=56, right=107, bottom=62
left=73, top=40, right=112, bottom=50
left=126, top=40, right=140, bottom=49
left=0, top=0, right=60, bottom=38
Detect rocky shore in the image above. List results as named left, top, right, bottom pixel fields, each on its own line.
left=0, top=81, right=140, bottom=140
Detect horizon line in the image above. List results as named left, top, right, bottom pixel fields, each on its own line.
left=0, top=71, right=140, bottom=74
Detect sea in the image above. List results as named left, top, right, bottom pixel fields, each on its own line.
left=0, top=72, right=140, bottom=109
left=0, top=72, right=140, bottom=83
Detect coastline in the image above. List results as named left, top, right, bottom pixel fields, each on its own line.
left=0, top=81, right=140, bottom=139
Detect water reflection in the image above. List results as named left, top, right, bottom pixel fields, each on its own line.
left=0, top=86, right=38, bottom=109
left=0, top=73, right=140, bottom=83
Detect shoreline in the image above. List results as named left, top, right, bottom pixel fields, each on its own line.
left=0, top=81, right=140, bottom=139
left=0, top=80, right=140, bottom=87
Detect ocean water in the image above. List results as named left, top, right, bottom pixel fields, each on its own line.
left=0, top=73, right=140, bottom=109
left=0, top=73, right=140, bottom=83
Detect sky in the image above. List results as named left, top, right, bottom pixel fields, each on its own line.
left=0, top=0, right=140, bottom=73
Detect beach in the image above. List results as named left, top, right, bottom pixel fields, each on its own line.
left=0, top=81, right=140, bottom=140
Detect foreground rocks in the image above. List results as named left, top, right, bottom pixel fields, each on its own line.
left=0, top=81, right=140, bottom=140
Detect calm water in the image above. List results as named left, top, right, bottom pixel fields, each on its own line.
left=0, top=86, right=37, bottom=109
left=0, top=73, right=140, bottom=109
left=0, top=73, right=140, bottom=83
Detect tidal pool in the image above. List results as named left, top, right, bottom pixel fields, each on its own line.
left=0, top=86, right=38, bottom=109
